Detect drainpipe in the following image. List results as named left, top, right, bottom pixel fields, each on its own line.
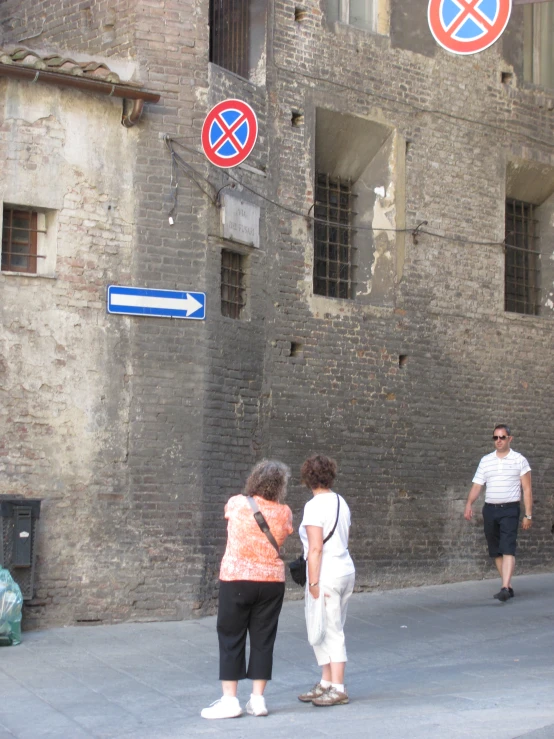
left=122, top=98, right=145, bottom=128
left=0, top=65, right=160, bottom=127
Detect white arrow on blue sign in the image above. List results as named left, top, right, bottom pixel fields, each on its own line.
left=107, top=285, right=206, bottom=320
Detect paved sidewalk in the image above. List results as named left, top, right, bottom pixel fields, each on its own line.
left=1, top=573, right=554, bottom=739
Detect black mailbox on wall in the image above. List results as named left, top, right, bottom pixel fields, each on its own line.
left=0, top=497, right=42, bottom=600
left=13, top=506, right=33, bottom=567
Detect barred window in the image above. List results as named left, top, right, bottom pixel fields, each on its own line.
left=209, top=0, right=267, bottom=81
left=210, top=0, right=250, bottom=78
left=221, top=250, right=246, bottom=319
left=313, top=173, right=355, bottom=299
left=1, top=208, right=38, bottom=274
left=505, top=199, right=540, bottom=316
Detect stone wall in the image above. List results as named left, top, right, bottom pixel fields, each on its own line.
left=0, top=80, right=140, bottom=624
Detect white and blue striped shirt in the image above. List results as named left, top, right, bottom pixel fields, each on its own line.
left=473, top=450, right=531, bottom=503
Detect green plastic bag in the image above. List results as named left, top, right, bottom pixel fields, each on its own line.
left=0, top=568, right=23, bottom=646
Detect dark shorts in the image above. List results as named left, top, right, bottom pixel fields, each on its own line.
left=482, top=502, right=520, bottom=557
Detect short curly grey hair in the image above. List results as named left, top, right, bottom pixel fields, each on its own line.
left=244, top=459, right=291, bottom=503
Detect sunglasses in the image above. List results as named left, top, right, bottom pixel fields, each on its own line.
left=492, top=435, right=508, bottom=441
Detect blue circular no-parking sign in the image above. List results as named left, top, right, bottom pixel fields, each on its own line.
left=428, top=0, right=512, bottom=55
left=201, top=99, right=258, bottom=169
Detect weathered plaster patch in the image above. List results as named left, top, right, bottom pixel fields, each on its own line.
left=195, top=85, right=209, bottom=106
left=291, top=215, right=306, bottom=241
left=372, top=181, right=397, bottom=242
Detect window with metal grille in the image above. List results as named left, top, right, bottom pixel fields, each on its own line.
left=1, top=208, right=38, bottom=274
left=505, top=199, right=540, bottom=315
left=313, top=173, right=355, bottom=299
left=210, top=0, right=250, bottom=78
left=221, top=250, right=246, bottom=319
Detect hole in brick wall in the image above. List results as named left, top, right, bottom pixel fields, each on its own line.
left=295, top=7, right=308, bottom=22
left=290, top=342, right=303, bottom=357
left=406, top=140, right=412, bottom=154
left=551, top=523, right=554, bottom=534
left=501, top=71, right=513, bottom=85
left=399, top=355, right=408, bottom=368
left=291, top=111, right=304, bottom=127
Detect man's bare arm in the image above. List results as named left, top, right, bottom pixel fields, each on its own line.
left=464, top=483, right=483, bottom=521
left=521, top=471, right=532, bottom=530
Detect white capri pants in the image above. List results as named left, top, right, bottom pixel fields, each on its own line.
left=312, top=572, right=355, bottom=666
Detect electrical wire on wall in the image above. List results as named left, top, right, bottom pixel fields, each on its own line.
left=165, top=135, right=511, bottom=250
left=165, top=136, right=218, bottom=206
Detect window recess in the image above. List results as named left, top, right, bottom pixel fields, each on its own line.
left=312, top=108, right=404, bottom=306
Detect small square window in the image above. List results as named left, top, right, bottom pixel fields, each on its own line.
left=349, top=0, right=374, bottom=30
left=1, top=208, right=38, bottom=273
left=221, top=250, right=246, bottom=319
left=325, top=0, right=377, bottom=31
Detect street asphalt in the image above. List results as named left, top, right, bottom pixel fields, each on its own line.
left=1, top=572, right=554, bottom=739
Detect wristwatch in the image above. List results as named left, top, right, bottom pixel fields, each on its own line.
left=525, top=515, right=532, bottom=520
left=309, top=582, right=319, bottom=587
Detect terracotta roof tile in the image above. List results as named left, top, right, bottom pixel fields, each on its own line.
left=0, top=47, right=132, bottom=86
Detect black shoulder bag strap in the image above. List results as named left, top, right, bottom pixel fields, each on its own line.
left=246, top=496, right=281, bottom=556
left=323, top=493, right=340, bottom=546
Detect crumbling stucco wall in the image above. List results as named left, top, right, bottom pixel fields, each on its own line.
left=0, top=80, right=145, bottom=625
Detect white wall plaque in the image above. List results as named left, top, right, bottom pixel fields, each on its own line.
left=221, top=193, right=260, bottom=248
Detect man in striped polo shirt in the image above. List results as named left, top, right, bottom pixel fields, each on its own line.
left=464, top=424, right=533, bottom=602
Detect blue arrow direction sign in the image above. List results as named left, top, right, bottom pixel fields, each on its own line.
left=107, top=286, right=206, bottom=320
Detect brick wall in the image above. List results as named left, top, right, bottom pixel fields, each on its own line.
left=262, top=0, right=554, bottom=590
left=0, top=0, right=552, bottom=627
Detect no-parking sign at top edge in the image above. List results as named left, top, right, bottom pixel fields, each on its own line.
left=201, top=99, right=258, bottom=169
left=428, top=0, right=512, bottom=56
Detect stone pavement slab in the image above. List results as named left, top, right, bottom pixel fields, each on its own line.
left=1, top=573, right=554, bottom=738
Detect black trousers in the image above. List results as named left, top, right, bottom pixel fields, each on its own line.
left=217, top=580, right=285, bottom=681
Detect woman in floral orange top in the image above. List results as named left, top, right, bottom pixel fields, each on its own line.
left=201, top=460, right=293, bottom=720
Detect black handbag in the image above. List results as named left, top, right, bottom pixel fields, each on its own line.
left=288, top=555, right=307, bottom=586
left=288, top=494, right=340, bottom=587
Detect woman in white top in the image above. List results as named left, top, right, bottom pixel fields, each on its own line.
left=297, top=455, right=355, bottom=707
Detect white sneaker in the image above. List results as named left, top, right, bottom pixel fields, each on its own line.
left=201, top=696, right=242, bottom=719
left=246, top=694, right=268, bottom=717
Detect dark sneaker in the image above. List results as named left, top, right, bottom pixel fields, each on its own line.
left=312, top=687, right=350, bottom=707
left=494, top=587, right=511, bottom=602
left=508, top=587, right=514, bottom=598
left=298, top=683, right=328, bottom=702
